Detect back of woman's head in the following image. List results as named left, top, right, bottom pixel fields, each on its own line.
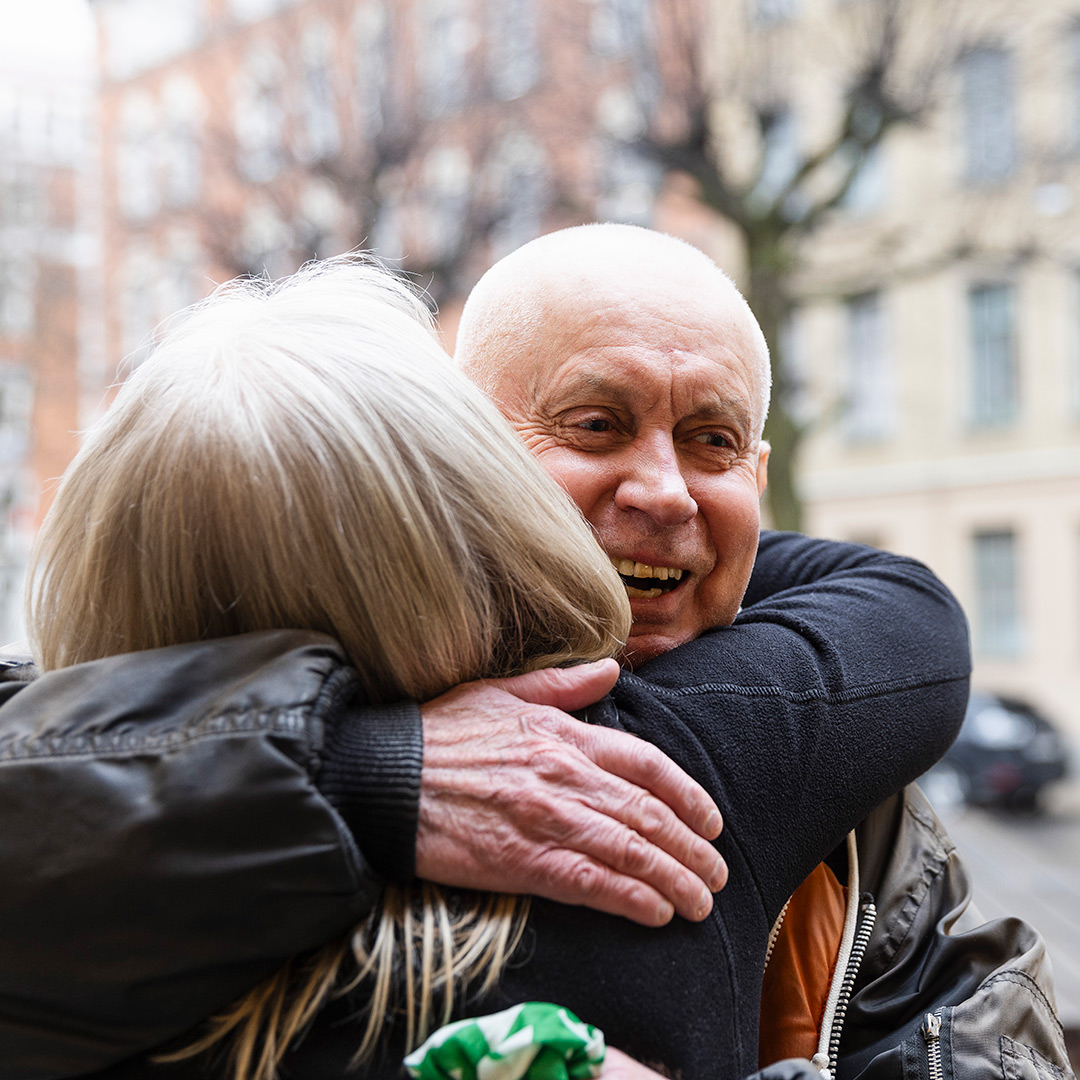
left=29, top=255, right=630, bottom=692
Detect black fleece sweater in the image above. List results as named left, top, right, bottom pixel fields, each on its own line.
left=92, top=534, right=969, bottom=1080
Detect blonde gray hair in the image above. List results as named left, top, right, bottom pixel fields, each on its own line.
left=28, top=255, right=631, bottom=1079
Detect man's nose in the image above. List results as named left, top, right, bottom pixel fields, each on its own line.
left=613, top=438, right=697, bottom=527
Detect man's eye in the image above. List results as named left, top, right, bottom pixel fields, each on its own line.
left=579, top=417, right=613, bottom=432
left=693, top=432, right=731, bottom=448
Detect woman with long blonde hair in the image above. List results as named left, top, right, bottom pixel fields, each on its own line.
left=30, top=255, right=631, bottom=1080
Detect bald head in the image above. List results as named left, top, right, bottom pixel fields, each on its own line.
left=457, top=223, right=771, bottom=437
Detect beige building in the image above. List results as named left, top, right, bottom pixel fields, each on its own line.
left=756, top=0, right=1080, bottom=740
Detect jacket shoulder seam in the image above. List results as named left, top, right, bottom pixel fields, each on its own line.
left=982, top=972, right=1066, bottom=1044
left=0, top=705, right=315, bottom=762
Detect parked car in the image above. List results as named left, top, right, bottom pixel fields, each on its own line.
left=919, top=692, right=1070, bottom=813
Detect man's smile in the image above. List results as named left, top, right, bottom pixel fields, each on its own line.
left=608, top=557, right=687, bottom=599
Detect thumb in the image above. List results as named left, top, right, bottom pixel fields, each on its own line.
left=484, top=659, right=620, bottom=711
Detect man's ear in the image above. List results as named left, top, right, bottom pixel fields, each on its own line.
left=756, top=441, right=770, bottom=496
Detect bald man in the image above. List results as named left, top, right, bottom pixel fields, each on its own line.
left=0, top=228, right=1063, bottom=1080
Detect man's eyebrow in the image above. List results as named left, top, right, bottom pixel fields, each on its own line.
left=685, top=398, right=754, bottom=431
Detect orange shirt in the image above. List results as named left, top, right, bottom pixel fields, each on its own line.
left=758, top=861, right=847, bottom=1066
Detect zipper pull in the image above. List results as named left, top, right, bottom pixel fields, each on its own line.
left=921, top=1012, right=944, bottom=1080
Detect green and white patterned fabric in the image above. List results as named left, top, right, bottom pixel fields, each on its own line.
left=403, top=1002, right=606, bottom=1080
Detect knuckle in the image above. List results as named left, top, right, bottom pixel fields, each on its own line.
left=570, top=859, right=605, bottom=900
left=620, top=830, right=653, bottom=872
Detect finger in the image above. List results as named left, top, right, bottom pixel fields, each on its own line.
left=517, top=749, right=726, bottom=912
left=539, top=796, right=724, bottom=918
left=579, top=725, right=723, bottom=840
left=526, top=850, right=678, bottom=927
left=483, top=660, right=621, bottom=712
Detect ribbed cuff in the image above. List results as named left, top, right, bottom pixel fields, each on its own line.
left=316, top=699, right=423, bottom=881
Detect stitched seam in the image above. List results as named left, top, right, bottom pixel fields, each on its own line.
left=1001, top=1035, right=1068, bottom=1080
left=874, top=804, right=950, bottom=967
left=980, top=973, right=1065, bottom=1043
left=0, top=706, right=313, bottom=762
left=619, top=671, right=968, bottom=705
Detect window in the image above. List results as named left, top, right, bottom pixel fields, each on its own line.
left=844, top=291, right=894, bottom=441
left=239, top=201, right=293, bottom=278
left=590, top=0, right=646, bottom=56
left=120, top=244, right=159, bottom=364
left=234, top=45, right=286, bottom=182
left=103, top=0, right=205, bottom=79
left=969, top=282, right=1018, bottom=426
left=419, top=0, right=471, bottom=118
left=353, top=2, right=392, bottom=138
left=751, top=0, right=796, bottom=25
left=0, top=255, right=35, bottom=337
left=973, top=529, right=1023, bottom=656
left=298, top=180, right=342, bottom=259
left=161, top=77, right=202, bottom=208
left=589, top=0, right=659, bottom=109
left=753, top=110, right=800, bottom=208
left=371, top=189, right=404, bottom=263
left=841, top=143, right=886, bottom=215
left=116, top=91, right=160, bottom=222
left=488, top=0, right=539, bottom=101
left=1072, top=24, right=1080, bottom=154
left=487, top=132, right=549, bottom=258
left=0, top=164, right=43, bottom=228
left=597, top=141, right=660, bottom=225
left=421, top=146, right=471, bottom=261
left=158, top=228, right=204, bottom=319
left=297, top=22, right=340, bottom=163
left=0, top=364, right=32, bottom=465
left=228, top=0, right=301, bottom=22
left=959, top=48, right=1016, bottom=185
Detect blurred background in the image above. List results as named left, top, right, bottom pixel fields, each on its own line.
left=1, top=0, right=1079, bottom=1057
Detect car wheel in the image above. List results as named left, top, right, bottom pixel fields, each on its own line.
left=919, top=763, right=969, bottom=818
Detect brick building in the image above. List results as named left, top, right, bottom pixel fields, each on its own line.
left=90, top=0, right=695, bottom=366
left=0, top=51, right=95, bottom=644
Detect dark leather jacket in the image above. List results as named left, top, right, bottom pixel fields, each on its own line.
left=0, top=632, right=379, bottom=1080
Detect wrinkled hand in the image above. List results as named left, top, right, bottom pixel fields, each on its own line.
left=415, top=660, right=726, bottom=927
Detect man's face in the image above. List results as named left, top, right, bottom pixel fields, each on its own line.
left=497, top=283, right=769, bottom=664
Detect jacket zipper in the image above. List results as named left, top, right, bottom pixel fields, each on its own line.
left=825, top=896, right=877, bottom=1071
left=921, top=1012, right=944, bottom=1080
left=763, top=898, right=791, bottom=976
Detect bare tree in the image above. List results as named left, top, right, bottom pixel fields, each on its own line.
left=638, top=0, right=977, bottom=530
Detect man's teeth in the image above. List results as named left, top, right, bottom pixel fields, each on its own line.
left=612, top=558, right=684, bottom=582
left=611, top=558, right=684, bottom=598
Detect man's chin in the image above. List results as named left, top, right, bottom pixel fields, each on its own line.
left=618, top=630, right=692, bottom=669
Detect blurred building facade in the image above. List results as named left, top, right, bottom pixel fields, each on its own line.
left=85, top=0, right=1080, bottom=744
left=759, top=0, right=1080, bottom=741
left=89, top=0, right=687, bottom=367
left=0, top=54, right=95, bottom=644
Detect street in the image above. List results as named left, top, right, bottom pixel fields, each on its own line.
left=935, top=776, right=1080, bottom=1040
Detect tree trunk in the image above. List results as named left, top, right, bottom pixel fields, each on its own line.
left=746, top=236, right=804, bottom=533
